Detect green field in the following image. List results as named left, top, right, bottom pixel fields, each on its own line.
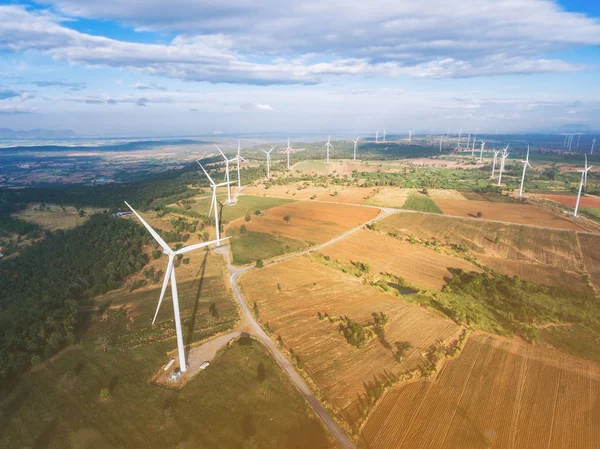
left=226, top=228, right=311, bottom=265
left=0, top=257, right=334, bottom=449
left=401, top=192, right=444, bottom=213
left=190, top=194, right=295, bottom=222
left=293, top=160, right=330, bottom=174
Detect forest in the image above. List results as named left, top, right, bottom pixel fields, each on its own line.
left=0, top=214, right=148, bottom=384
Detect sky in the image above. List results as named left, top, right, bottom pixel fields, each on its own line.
left=1, top=0, right=600, bottom=137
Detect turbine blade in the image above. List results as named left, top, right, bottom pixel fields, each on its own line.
left=214, top=144, right=226, bottom=160
left=197, top=161, right=215, bottom=185
left=209, top=193, right=214, bottom=216
left=175, top=236, right=232, bottom=255
left=124, top=201, right=170, bottom=253
left=153, top=259, right=174, bottom=325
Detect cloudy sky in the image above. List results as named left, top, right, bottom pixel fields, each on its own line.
left=1, top=0, right=600, bottom=136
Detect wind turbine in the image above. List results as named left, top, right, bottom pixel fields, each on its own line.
left=375, top=130, right=379, bottom=144
left=519, top=145, right=532, bottom=197
left=466, top=133, right=471, bottom=152
left=479, top=141, right=486, bottom=162
left=491, top=149, right=501, bottom=179
left=439, top=135, right=443, bottom=152
left=577, top=134, right=581, bottom=147
left=574, top=159, right=592, bottom=217
left=197, top=161, right=231, bottom=246
left=471, top=135, right=477, bottom=157
left=233, top=140, right=248, bottom=189
left=592, top=137, right=596, bottom=155
left=124, top=201, right=228, bottom=374
left=261, top=146, right=275, bottom=179
left=564, top=134, right=568, bottom=148
left=214, top=145, right=233, bottom=205
left=285, top=137, right=292, bottom=170
left=408, top=129, right=412, bottom=143
left=458, top=128, right=462, bottom=148
left=324, top=135, right=334, bottom=163
left=352, top=137, right=359, bottom=161
left=497, top=146, right=510, bottom=186
left=584, top=154, right=589, bottom=191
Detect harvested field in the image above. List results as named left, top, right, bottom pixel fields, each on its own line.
left=537, top=194, right=600, bottom=209
left=13, top=204, right=102, bottom=231
left=227, top=200, right=379, bottom=245
left=321, top=229, right=481, bottom=290
left=240, top=256, right=461, bottom=424
left=361, top=333, right=600, bottom=449
left=433, top=198, right=583, bottom=230
left=243, top=184, right=325, bottom=200
left=426, top=189, right=467, bottom=200
left=364, top=188, right=412, bottom=208
left=578, top=233, right=600, bottom=293
left=314, top=187, right=379, bottom=205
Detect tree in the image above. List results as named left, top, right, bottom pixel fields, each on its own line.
left=152, top=249, right=162, bottom=260
left=100, top=388, right=110, bottom=400
left=256, top=259, right=264, bottom=268
left=78, top=209, right=85, bottom=217
left=283, top=215, right=291, bottom=224
left=209, top=302, right=219, bottom=319
left=254, top=209, right=262, bottom=216
left=240, top=224, right=247, bottom=235
left=245, top=213, right=251, bottom=222
left=476, top=211, right=482, bottom=218
left=253, top=302, right=259, bottom=317
left=394, top=341, right=412, bottom=362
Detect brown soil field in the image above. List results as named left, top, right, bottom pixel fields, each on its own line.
left=377, top=213, right=592, bottom=290
left=320, top=229, right=482, bottom=290
left=227, top=201, right=379, bottom=244
left=314, top=187, right=380, bottom=204
left=426, top=189, right=467, bottom=200
left=239, top=256, right=461, bottom=424
left=243, top=184, right=326, bottom=200
left=536, top=194, right=600, bottom=209
left=578, top=233, right=600, bottom=293
left=432, top=198, right=584, bottom=230
left=361, top=333, right=600, bottom=449
left=364, top=188, right=412, bottom=208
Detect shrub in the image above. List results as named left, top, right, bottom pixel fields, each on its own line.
left=152, top=250, right=162, bottom=260
left=182, top=258, right=190, bottom=264
left=476, top=211, right=482, bottom=218
left=245, top=213, right=251, bottom=222
left=283, top=215, right=291, bottom=224
left=100, top=388, right=110, bottom=400
left=256, top=259, right=264, bottom=268
left=240, top=224, right=247, bottom=235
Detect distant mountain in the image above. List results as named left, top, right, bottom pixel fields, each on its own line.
left=0, top=128, right=77, bottom=139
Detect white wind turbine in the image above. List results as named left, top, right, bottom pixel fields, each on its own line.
left=479, top=141, right=486, bottom=162
left=584, top=154, right=590, bottom=191
left=284, top=137, right=293, bottom=170
left=214, top=145, right=233, bottom=205
left=592, top=137, right=596, bottom=155
left=124, top=201, right=228, bottom=374
left=383, top=129, right=387, bottom=143
left=471, top=135, right=477, bottom=157
left=564, top=134, right=568, bottom=148
left=497, top=146, right=510, bottom=186
left=439, top=135, right=443, bottom=152
left=375, top=130, right=379, bottom=144
left=261, top=145, right=276, bottom=179
left=233, top=140, right=248, bottom=189
left=408, top=129, right=412, bottom=143
left=458, top=128, right=462, bottom=147
left=574, top=159, right=592, bottom=217
left=466, top=133, right=471, bottom=152
left=519, top=145, right=532, bottom=197
left=352, top=137, right=360, bottom=161
left=324, top=135, right=334, bottom=163
left=197, top=161, right=231, bottom=246
left=491, top=149, right=501, bottom=179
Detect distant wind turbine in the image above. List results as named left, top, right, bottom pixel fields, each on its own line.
left=479, top=141, right=486, bottom=162
left=564, top=134, right=568, bottom=148
left=214, top=145, right=233, bottom=205
left=124, top=201, right=228, bottom=374
left=233, top=140, right=248, bottom=189
left=375, top=130, right=379, bottom=144
left=352, top=137, right=360, bottom=161
left=439, top=135, right=443, bottom=152
left=584, top=154, right=589, bottom=191
left=574, top=159, right=592, bottom=217
left=261, top=146, right=275, bottom=179
left=324, top=135, right=334, bottom=163
left=519, top=145, right=532, bottom=197
left=466, top=133, right=471, bottom=152
left=577, top=134, right=581, bottom=147
left=285, top=137, right=292, bottom=170
left=591, top=137, right=596, bottom=155
left=197, top=161, right=231, bottom=246
left=458, top=128, right=462, bottom=148
left=383, top=129, right=386, bottom=143
left=497, top=146, right=510, bottom=186
left=472, top=135, right=477, bottom=157
left=408, top=129, right=412, bottom=143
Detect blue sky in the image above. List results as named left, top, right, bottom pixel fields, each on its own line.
left=0, top=0, right=599, bottom=137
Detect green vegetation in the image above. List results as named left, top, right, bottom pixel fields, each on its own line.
left=338, top=316, right=374, bottom=348
left=402, top=193, right=443, bottom=213
left=0, top=214, right=147, bottom=383
left=226, top=228, right=310, bottom=265
left=191, top=195, right=294, bottom=222
left=0, top=335, right=334, bottom=449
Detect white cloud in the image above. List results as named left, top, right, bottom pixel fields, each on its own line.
left=1, top=3, right=599, bottom=84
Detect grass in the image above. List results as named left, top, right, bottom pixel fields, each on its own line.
left=293, top=160, right=330, bottom=174
left=13, top=203, right=103, bottom=231
left=581, top=208, right=600, bottom=221
left=226, top=228, right=310, bottom=265
left=0, top=339, right=333, bottom=449
left=188, top=194, right=295, bottom=222
left=0, top=264, right=334, bottom=449
left=401, top=193, right=443, bottom=213
left=539, top=324, right=600, bottom=363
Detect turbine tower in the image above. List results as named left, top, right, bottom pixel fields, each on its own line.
left=471, top=135, right=477, bottom=157
left=214, top=145, right=233, bottom=205
left=577, top=134, right=581, bottom=147
left=491, top=149, right=501, bottom=179
left=519, top=145, right=532, bottom=197
left=261, top=146, right=275, bottom=179
left=458, top=128, right=462, bottom=148
left=439, top=135, right=443, bottom=152
left=479, top=141, right=486, bottom=162
left=574, top=160, right=592, bottom=217
left=383, top=129, right=387, bottom=143
left=375, top=130, right=379, bottom=144
left=592, top=137, right=596, bottom=155
left=584, top=154, right=589, bottom=191
left=124, top=201, right=228, bottom=374
left=408, top=129, right=412, bottom=143
left=352, top=137, right=360, bottom=161
left=466, top=133, right=471, bottom=152
left=324, top=135, right=334, bottom=163
left=564, top=134, right=568, bottom=148
left=233, top=140, right=248, bottom=189
left=497, top=146, right=510, bottom=186
left=197, top=161, right=231, bottom=246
